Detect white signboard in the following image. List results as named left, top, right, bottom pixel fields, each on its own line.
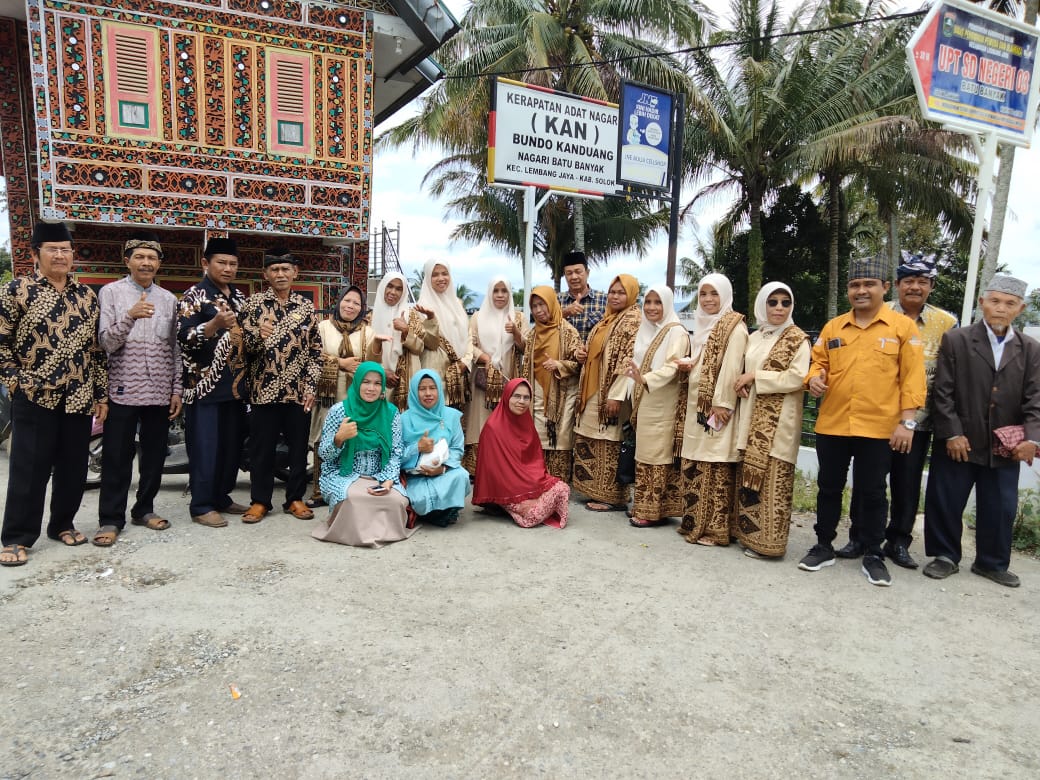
left=488, top=78, right=621, bottom=195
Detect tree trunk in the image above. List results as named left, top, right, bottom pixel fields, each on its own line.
left=747, top=190, right=764, bottom=307
left=827, top=176, right=841, bottom=320
left=887, top=209, right=899, bottom=283
left=573, top=199, right=585, bottom=252
left=977, top=0, right=1037, bottom=319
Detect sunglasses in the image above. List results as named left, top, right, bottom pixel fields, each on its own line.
left=766, top=298, right=792, bottom=308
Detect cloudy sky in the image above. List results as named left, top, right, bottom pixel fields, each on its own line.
left=2, top=0, right=1037, bottom=310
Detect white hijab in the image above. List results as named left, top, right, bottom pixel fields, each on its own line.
left=633, top=284, right=686, bottom=370
left=371, top=272, right=409, bottom=372
left=753, top=282, right=795, bottom=335
left=476, top=274, right=515, bottom=372
left=690, top=273, right=734, bottom=363
left=418, top=260, right=470, bottom=356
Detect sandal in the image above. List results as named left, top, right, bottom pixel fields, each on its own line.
left=131, top=513, right=170, bottom=531
left=585, top=501, right=625, bottom=513
left=305, top=497, right=327, bottom=509
left=54, top=529, right=87, bottom=546
left=629, top=518, right=669, bottom=528
left=0, top=544, right=28, bottom=567
left=92, top=525, right=120, bottom=547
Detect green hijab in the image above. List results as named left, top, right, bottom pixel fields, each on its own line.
left=339, top=361, right=396, bottom=475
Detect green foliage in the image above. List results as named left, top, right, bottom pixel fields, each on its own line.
left=791, top=468, right=851, bottom=517
left=0, top=246, right=11, bottom=277
left=1013, top=489, right=1040, bottom=554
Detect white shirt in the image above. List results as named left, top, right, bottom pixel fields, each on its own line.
left=983, top=319, right=1011, bottom=369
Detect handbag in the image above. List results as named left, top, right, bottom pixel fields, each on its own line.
left=993, top=424, right=1027, bottom=459
left=473, top=364, right=488, bottom=390
left=616, top=422, right=636, bottom=485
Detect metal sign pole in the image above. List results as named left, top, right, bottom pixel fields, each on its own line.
left=962, top=131, right=999, bottom=325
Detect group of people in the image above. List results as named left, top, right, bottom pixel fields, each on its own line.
left=1, top=225, right=1037, bottom=590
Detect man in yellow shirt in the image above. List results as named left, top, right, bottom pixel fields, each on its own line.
left=799, top=256, right=926, bottom=586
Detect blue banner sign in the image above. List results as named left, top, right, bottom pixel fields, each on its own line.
left=617, top=82, right=675, bottom=190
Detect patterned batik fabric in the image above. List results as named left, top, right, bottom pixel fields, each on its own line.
left=240, top=289, right=322, bottom=405
left=735, top=457, right=796, bottom=558
left=543, top=449, right=573, bottom=483
left=503, top=480, right=570, bottom=528
left=461, top=443, right=478, bottom=476
left=177, top=276, right=249, bottom=403
left=679, top=458, right=737, bottom=545
left=0, top=274, right=107, bottom=413
left=633, top=461, right=684, bottom=521
left=572, top=434, right=627, bottom=506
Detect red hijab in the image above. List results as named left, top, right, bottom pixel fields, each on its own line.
left=473, top=378, right=560, bottom=505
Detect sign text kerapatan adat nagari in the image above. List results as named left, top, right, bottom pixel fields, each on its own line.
left=488, top=79, right=621, bottom=196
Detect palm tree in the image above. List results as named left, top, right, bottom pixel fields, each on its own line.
left=456, top=283, right=478, bottom=309
left=379, top=0, right=707, bottom=284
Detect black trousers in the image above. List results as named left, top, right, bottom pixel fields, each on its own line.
left=1, top=392, right=92, bottom=547
left=98, top=401, right=170, bottom=528
left=848, top=428, right=932, bottom=548
left=248, top=402, right=309, bottom=510
left=924, top=443, right=1019, bottom=571
left=814, top=434, right=891, bottom=556
left=185, top=399, right=246, bottom=516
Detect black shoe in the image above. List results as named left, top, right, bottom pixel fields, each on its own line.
left=922, top=557, right=959, bottom=579
left=798, top=544, right=836, bottom=571
left=883, top=543, right=918, bottom=570
left=861, top=555, right=892, bottom=587
left=970, top=563, right=1020, bottom=588
left=835, top=540, right=865, bottom=558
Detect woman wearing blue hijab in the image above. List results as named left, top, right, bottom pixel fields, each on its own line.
left=400, top=369, right=470, bottom=526
left=312, top=361, right=413, bottom=548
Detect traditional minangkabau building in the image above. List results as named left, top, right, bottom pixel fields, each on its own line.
left=0, top=0, right=457, bottom=305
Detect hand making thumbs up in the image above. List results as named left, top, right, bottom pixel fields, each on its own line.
left=129, top=291, right=154, bottom=320
left=417, top=430, right=434, bottom=454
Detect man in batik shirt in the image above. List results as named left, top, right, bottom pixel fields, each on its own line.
left=239, top=249, right=321, bottom=523
left=0, top=221, right=108, bottom=567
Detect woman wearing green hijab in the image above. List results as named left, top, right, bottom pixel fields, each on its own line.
left=312, top=361, right=414, bottom=547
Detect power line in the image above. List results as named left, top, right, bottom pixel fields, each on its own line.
left=443, top=9, right=927, bottom=81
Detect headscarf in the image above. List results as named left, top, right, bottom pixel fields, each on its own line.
left=530, top=286, right=562, bottom=401
left=579, top=274, right=640, bottom=411
left=633, top=284, right=685, bottom=370
left=331, top=286, right=368, bottom=361
left=690, top=273, right=734, bottom=363
left=476, top=274, right=515, bottom=372
left=400, top=369, right=462, bottom=446
left=473, top=378, right=559, bottom=506
left=418, top=260, right=470, bottom=356
left=752, top=282, right=795, bottom=335
left=338, top=362, right=397, bottom=475
left=371, top=272, right=409, bottom=372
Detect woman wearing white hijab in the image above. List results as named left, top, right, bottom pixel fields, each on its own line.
left=732, top=282, right=810, bottom=559
left=624, top=284, right=692, bottom=527
left=416, top=260, right=473, bottom=409
left=370, top=272, right=435, bottom=410
left=463, top=274, right=525, bottom=473
left=676, top=273, right=748, bottom=546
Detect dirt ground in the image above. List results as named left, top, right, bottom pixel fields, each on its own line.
left=1, top=455, right=1038, bottom=780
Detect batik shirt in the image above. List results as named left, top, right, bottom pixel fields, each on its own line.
left=559, top=288, right=607, bottom=343
left=177, top=275, right=248, bottom=404
left=0, top=273, right=107, bottom=413
left=239, top=289, right=321, bottom=405
left=887, top=300, right=958, bottom=430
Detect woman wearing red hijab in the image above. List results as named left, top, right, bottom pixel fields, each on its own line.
left=473, top=378, right=569, bottom=528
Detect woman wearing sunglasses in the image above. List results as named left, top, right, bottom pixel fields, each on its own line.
left=732, top=282, right=811, bottom=559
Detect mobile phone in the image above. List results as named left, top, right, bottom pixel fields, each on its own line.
left=706, top=413, right=724, bottom=432
left=370, top=485, right=389, bottom=494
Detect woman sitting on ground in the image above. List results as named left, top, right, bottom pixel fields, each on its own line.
left=473, top=378, right=570, bottom=529
left=312, top=362, right=414, bottom=548
left=400, top=369, right=470, bottom=527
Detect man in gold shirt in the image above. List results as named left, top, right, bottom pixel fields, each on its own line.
left=799, top=256, right=926, bottom=586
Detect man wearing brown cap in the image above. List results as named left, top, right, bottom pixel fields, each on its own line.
left=239, top=249, right=321, bottom=523
left=922, top=275, right=1040, bottom=587
left=800, top=255, right=926, bottom=586
left=93, top=231, right=183, bottom=546
left=177, top=236, right=250, bottom=528
left=0, top=220, right=108, bottom=566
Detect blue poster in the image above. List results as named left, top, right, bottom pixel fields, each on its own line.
left=617, top=82, right=674, bottom=190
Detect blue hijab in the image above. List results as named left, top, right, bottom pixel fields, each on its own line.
left=400, top=369, right=462, bottom=445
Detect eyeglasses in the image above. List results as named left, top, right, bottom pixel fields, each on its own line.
left=766, top=299, right=792, bottom=308
left=40, top=246, right=74, bottom=256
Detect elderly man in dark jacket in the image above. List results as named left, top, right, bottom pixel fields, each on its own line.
left=923, top=275, right=1040, bottom=587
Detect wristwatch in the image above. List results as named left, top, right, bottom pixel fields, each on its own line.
left=901, top=419, right=918, bottom=431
